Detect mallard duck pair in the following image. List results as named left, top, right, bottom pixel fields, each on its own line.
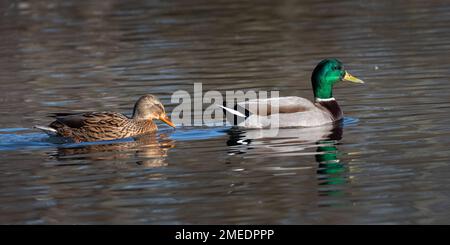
left=36, top=58, right=363, bottom=142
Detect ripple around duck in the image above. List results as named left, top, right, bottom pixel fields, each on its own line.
left=0, top=132, right=54, bottom=151
left=0, top=117, right=358, bottom=152
left=0, top=126, right=229, bottom=154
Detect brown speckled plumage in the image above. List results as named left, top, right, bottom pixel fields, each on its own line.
left=38, top=94, right=175, bottom=143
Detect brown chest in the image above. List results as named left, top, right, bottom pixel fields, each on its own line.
left=317, top=100, right=343, bottom=121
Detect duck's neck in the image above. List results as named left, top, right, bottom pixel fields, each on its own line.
left=312, top=77, right=342, bottom=120
left=311, top=71, right=335, bottom=100
left=312, top=81, right=333, bottom=100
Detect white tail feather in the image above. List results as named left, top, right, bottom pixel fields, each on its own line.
left=216, top=104, right=246, bottom=118
left=34, top=125, right=57, bottom=135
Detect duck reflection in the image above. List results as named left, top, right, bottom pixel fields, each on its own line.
left=52, top=133, right=175, bottom=167
left=226, top=123, right=347, bottom=197
left=314, top=126, right=347, bottom=198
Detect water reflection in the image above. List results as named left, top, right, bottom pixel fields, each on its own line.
left=227, top=123, right=349, bottom=199
left=2, top=0, right=450, bottom=224
left=314, top=126, right=348, bottom=202
left=53, top=133, right=175, bottom=167
left=227, top=123, right=343, bottom=157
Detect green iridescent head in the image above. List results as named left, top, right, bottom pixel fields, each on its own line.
left=311, top=58, right=364, bottom=99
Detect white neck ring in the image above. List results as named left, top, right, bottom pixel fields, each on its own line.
left=315, top=97, right=336, bottom=102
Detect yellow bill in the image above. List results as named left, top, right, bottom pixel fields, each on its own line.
left=159, top=115, right=176, bottom=128
left=343, top=71, right=364, bottom=84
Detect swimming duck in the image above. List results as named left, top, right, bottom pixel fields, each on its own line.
left=220, top=58, right=364, bottom=128
left=35, top=94, right=175, bottom=143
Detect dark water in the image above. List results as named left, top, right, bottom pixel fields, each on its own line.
left=1, top=0, right=450, bottom=224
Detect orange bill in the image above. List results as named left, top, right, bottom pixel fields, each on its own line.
left=159, top=115, right=176, bottom=128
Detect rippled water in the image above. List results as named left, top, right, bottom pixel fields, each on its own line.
left=1, top=0, right=450, bottom=224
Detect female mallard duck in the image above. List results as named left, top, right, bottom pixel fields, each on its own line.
left=220, top=58, right=364, bottom=128
left=35, top=94, right=175, bottom=143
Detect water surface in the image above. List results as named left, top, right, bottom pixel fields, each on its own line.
left=1, top=0, right=450, bottom=224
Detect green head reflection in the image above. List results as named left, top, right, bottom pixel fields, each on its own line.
left=315, top=125, right=347, bottom=198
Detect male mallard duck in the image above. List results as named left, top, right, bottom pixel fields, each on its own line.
left=35, top=94, right=175, bottom=143
left=220, top=58, right=364, bottom=128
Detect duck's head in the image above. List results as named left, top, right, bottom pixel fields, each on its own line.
left=132, top=94, right=175, bottom=128
left=311, top=58, right=364, bottom=100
